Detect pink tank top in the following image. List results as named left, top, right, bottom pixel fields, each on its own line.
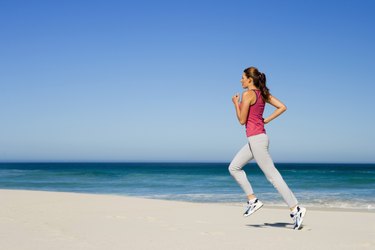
left=245, top=89, right=266, bottom=137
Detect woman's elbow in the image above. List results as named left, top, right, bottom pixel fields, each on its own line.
left=239, top=119, right=246, bottom=125
left=281, top=105, right=287, bottom=112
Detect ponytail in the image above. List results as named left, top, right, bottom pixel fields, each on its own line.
left=243, top=67, right=271, bottom=101
left=258, top=72, right=270, bottom=101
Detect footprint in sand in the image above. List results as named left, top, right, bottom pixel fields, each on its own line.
left=105, top=215, right=127, bottom=220
left=200, top=231, right=225, bottom=236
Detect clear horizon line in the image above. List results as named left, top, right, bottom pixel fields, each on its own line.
left=0, top=161, right=374, bottom=164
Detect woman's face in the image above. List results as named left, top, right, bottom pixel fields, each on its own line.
left=240, top=73, right=252, bottom=89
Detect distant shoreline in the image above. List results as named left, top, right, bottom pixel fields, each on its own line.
left=1, top=162, right=374, bottom=211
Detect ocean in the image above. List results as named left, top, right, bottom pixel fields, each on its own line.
left=0, top=162, right=374, bottom=211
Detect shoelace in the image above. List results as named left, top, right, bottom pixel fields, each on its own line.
left=244, top=201, right=257, bottom=213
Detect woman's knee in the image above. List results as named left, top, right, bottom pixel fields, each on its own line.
left=228, top=163, right=240, bottom=175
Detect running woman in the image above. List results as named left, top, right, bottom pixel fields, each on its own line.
left=229, top=66, right=306, bottom=230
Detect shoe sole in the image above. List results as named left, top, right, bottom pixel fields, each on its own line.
left=243, top=203, right=264, bottom=217
left=294, top=208, right=307, bottom=230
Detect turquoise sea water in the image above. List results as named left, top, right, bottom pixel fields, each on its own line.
left=0, top=162, right=374, bottom=211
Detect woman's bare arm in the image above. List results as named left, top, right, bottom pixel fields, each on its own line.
left=264, top=95, right=287, bottom=124
left=232, top=91, right=255, bottom=125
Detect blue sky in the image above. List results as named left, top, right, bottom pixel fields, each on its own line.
left=1, top=0, right=374, bottom=163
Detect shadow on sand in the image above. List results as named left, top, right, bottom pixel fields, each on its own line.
left=246, top=222, right=299, bottom=229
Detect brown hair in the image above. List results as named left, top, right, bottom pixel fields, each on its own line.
left=243, top=66, right=271, bottom=101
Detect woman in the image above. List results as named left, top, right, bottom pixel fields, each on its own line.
left=229, top=66, right=306, bottom=230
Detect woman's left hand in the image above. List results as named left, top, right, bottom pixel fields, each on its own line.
left=232, top=93, right=240, bottom=104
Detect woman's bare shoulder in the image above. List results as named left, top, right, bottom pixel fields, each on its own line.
left=242, top=90, right=256, bottom=103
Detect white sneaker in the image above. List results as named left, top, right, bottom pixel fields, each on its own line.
left=290, top=206, right=307, bottom=230
left=243, top=199, right=264, bottom=217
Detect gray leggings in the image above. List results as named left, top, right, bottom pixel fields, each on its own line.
left=228, top=133, right=298, bottom=208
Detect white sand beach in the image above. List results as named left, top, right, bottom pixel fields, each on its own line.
left=1, top=189, right=374, bottom=250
